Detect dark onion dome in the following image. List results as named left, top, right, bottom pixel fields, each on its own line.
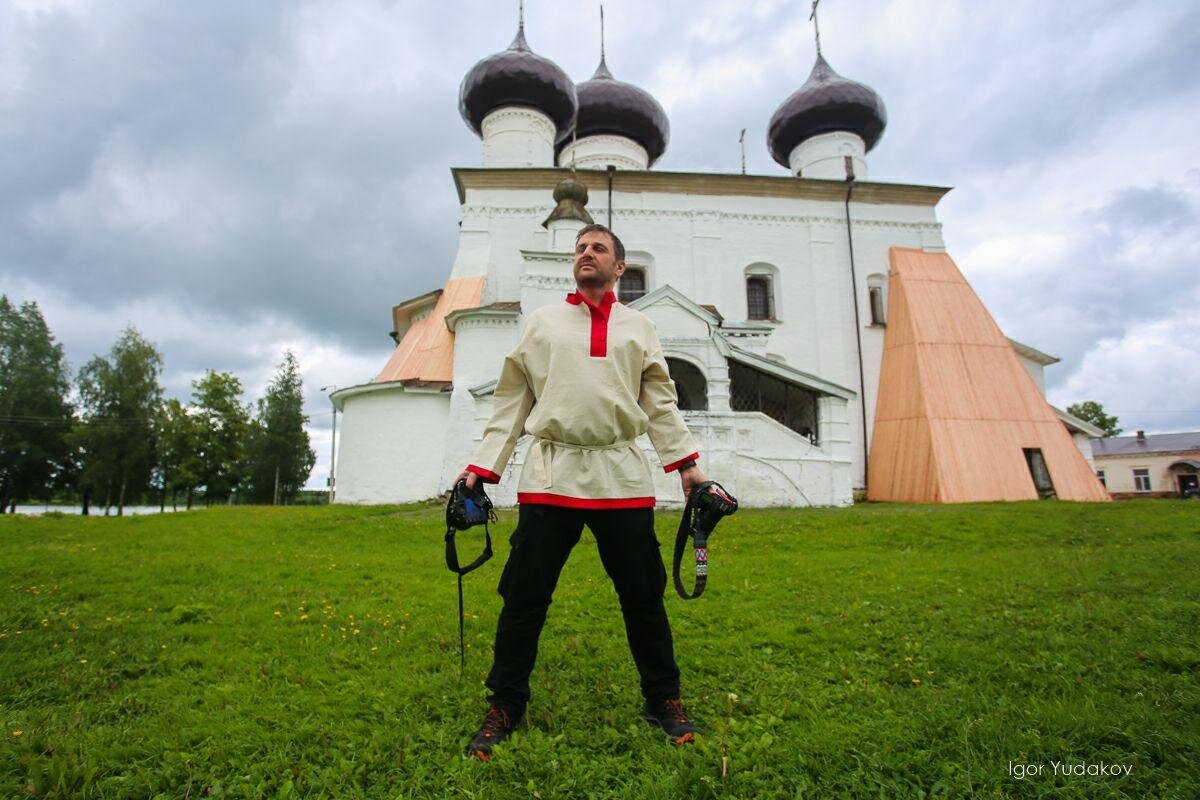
left=767, top=53, right=887, bottom=168
left=458, top=25, right=577, bottom=140
left=567, top=57, right=670, bottom=165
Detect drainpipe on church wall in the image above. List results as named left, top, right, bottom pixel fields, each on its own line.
left=607, top=165, right=615, bottom=228
left=844, top=163, right=869, bottom=492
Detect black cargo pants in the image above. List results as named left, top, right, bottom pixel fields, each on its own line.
left=485, top=502, right=681, bottom=715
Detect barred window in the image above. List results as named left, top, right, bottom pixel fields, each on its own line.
left=618, top=268, right=646, bottom=303
left=747, top=276, right=773, bottom=320
left=728, top=360, right=817, bottom=443
left=869, top=286, right=886, bottom=325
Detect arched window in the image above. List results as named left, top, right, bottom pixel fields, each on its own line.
left=744, top=263, right=779, bottom=321
left=867, top=273, right=887, bottom=325
left=618, top=267, right=646, bottom=303
left=665, top=358, right=708, bottom=411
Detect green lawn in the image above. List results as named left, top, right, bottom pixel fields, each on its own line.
left=1, top=500, right=1198, bottom=799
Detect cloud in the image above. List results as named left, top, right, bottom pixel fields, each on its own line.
left=1, top=0, right=1197, bottom=489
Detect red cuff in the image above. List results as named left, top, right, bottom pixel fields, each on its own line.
left=662, top=452, right=700, bottom=473
left=466, top=464, right=501, bottom=484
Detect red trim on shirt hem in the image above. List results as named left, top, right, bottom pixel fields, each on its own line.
left=662, top=452, right=700, bottom=473
left=517, top=492, right=656, bottom=509
left=466, top=465, right=501, bottom=484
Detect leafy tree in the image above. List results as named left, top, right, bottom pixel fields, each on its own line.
left=1066, top=400, right=1123, bottom=438
left=246, top=351, right=316, bottom=504
left=74, top=326, right=164, bottom=515
left=153, top=398, right=204, bottom=510
left=0, top=296, right=75, bottom=512
left=192, top=370, right=251, bottom=505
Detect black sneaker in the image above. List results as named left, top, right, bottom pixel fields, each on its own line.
left=642, top=698, right=699, bottom=744
left=466, top=706, right=521, bottom=761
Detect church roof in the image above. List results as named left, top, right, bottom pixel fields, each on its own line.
left=376, top=276, right=484, bottom=386
left=767, top=54, right=887, bottom=168
left=452, top=167, right=950, bottom=206
left=568, top=57, right=669, bottom=164
left=459, top=24, right=577, bottom=140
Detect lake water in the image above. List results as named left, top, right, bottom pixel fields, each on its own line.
left=10, top=505, right=205, bottom=516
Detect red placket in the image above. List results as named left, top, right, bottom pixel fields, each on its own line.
left=565, top=290, right=616, bottom=357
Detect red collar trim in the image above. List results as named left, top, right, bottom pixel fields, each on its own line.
left=565, top=290, right=616, bottom=357
left=565, top=290, right=616, bottom=316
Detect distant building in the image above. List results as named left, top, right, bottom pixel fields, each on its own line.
left=1092, top=431, right=1200, bottom=498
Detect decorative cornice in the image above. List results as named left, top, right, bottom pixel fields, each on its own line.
left=518, top=248, right=574, bottom=263
left=519, top=273, right=575, bottom=290
left=462, top=203, right=941, bottom=233
left=453, top=167, right=951, bottom=206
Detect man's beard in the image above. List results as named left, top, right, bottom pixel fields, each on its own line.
left=576, top=272, right=606, bottom=288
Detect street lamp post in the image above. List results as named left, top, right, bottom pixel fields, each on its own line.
left=320, top=385, right=338, bottom=503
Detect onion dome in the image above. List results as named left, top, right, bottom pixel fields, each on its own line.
left=767, top=54, right=887, bottom=168
left=542, top=177, right=594, bottom=228
left=570, top=57, right=670, bottom=165
left=458, top=24, right=577, bottom=140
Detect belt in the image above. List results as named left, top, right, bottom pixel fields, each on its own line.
left=532, top=437, right=637, bottom=488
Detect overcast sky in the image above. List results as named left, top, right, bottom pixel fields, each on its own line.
left=3, top=0, right=1198, bottom=489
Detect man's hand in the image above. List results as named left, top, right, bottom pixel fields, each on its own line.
left=453, top=469, right=479, bottom=491
left=680, top=464, right=709, bottom=501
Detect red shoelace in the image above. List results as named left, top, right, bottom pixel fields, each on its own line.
left=479, top=707, right=510, bottom=739
left=663, top=699, right=690, bottom=723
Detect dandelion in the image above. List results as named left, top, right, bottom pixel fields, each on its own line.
left=12, top=731, right=22, bottom=737
left=912, top=678, right=921, bottom=685
left=371, top=647, right=379, bottom=652
left=79, top=659, right=87, bottom=664
left=274, top=611, right=283, bottom=617
left=728, top=693, right=739, bottom=703
left=300, top=615, right=309, bottom=621
left=161, top=644, right=167, bottom=649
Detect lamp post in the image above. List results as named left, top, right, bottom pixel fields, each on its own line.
left=320, top=385, right=338, bottom=503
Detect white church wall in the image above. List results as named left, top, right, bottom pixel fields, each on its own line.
left=449, top=182, right=945, bottom=494
left=1016, top=353, right=1047, bottom=395
left=336, top=386, right=450, bottom=504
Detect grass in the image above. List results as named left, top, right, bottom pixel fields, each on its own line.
left=1, top=499, right=1198, bottom=799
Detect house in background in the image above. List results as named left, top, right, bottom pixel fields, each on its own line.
left=1092, top=431, right=1200, bottom=498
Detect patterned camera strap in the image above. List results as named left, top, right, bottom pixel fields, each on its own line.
left=672, top=483, right=714, bottom=600
left=444, top=488, right=494, bottom=672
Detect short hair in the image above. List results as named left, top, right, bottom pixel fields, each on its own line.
left=575, top=223, right=625, bottom=263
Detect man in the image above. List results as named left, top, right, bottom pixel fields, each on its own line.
left=453, top=223, right=718, bottom=761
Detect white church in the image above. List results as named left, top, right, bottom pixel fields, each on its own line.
left=330, top=13, right=1101, bottom=507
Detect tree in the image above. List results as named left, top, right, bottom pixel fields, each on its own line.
left=192, top=370, right=251, bottom=505
left=153, top=398, right=204, bottom=511
left=74, top=326, right=164, bottom=515
left=0, top=296, right=75, bottom=512
left=246, top=351, right=317, bottom=504
left=1066, top=401, right=1123, bottom=438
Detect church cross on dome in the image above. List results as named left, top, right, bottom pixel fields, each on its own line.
left=809, top=0, right=822, bottom=56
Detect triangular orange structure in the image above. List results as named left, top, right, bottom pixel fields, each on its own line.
left=868, top=248, right=1109, bottom=503
left=375, top=276, right=484, bottom=385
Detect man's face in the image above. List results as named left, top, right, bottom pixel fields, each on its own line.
left=573, top=231, right=626, bottom=290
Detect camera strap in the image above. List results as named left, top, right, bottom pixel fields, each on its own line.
left=444, top=480, right=496, bottom=672
left=672, top=480, right=738, bottom=600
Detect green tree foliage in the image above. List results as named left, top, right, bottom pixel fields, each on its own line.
left=246, top=351, right=317, bottom=505
left=73, top=326, right=164, bottom=515
left=0, top=296, right=75, bottom=511
left=192, top=370, right=251, bottom=505
left=1066, top=400, right=1123, bottom=438
left=154, top=398, right=204, bottom=510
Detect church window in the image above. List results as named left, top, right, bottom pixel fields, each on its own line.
left=665, top=358, right=708, bottom=411
left=747, top=276, right=773, bottom=320
left=728, top=360, right=818, bottom=443
left=867, top=274, right=887, bottom=325
left=619, top=268, right=646, bottom=303
left=1096, top=470, right=1106, bottom=487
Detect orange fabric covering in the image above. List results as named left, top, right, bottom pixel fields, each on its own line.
left=869, top=248, right=1109, bottom=503
left=375, top=276, right=485, bottom=385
